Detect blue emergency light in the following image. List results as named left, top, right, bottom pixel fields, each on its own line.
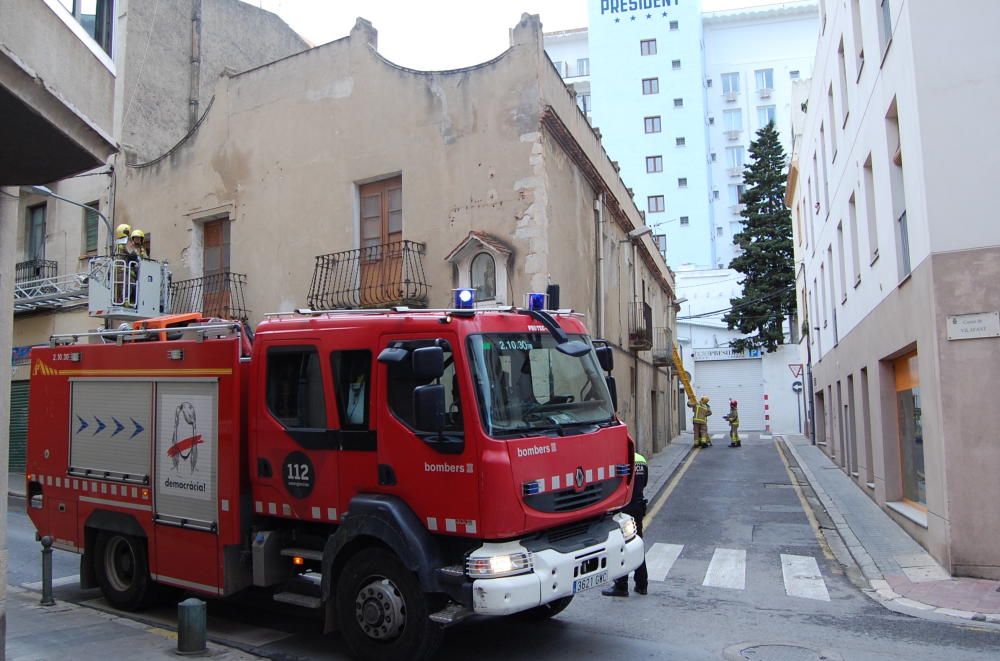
left=453, top=288, right=476, bottom=309
left=525, top=292, right=548, bottom=311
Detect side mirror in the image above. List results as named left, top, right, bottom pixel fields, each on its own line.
left=595, top=345, right=614, bottom=372
left=605, top=376, right=618, bottom=411
left=412, top=346, right=444, bottom=380
left=413, top=384, right=445, bottom=432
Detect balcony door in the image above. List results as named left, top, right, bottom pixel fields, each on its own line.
left=359, top=177, right=402, bottom=307
left=203, top=218, right=231, bottom=318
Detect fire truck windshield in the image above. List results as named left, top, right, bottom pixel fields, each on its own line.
left=467, top=333, right=615, bottom=437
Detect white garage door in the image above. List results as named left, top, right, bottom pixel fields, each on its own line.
left=694, top=359, right=765, bottom=432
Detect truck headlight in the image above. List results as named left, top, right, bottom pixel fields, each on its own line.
left=618, top=514, right=638, bottom=542
left=466, top=551, right=533, bottom=578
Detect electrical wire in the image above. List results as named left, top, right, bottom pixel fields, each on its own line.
left=121, top=0, right=163, bottom=129
left=677, top=285, right=793, bottom=320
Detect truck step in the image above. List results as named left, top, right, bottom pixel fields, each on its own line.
left=280, top=547, right=324, bottom=561
left=429, top=602, right=473, bottom=625
left=298, top=571, right=322, bottom=587
left=273, top=591, right=323, bottom=609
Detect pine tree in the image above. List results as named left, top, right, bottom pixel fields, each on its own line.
left=724, top=122, right=794, bottom=353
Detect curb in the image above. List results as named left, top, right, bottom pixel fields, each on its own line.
left=777, top=435, right=1000, bottom=629
left=645, top=436, right=696, bottom=506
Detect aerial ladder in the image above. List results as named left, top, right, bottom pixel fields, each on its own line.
left=672, top=342, right=697, bottom=406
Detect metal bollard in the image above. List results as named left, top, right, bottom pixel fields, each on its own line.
left=40, top=535, right=55, bottom=606
left=177, top=597, right=208, bottom=655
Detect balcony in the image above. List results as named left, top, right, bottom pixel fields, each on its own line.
left=170, top=271, right=249, bottom=322
left=308, top=240, right=429, bottom=310
left=628, top=301, right=653, bottom=351
left=16, top=259, right=58, bottom=283
left=652, top=327, right=674, bottom=367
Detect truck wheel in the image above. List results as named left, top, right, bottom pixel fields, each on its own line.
left=94, top=532, right=155, bottom=611
left=336, top=548, right=444, bottom=661
left=518, top=595, right=574, bottom=619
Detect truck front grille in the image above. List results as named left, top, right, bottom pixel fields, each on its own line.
left=523, top=478, right=619, bottom=514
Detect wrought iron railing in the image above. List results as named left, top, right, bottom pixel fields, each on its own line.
left=308, top=240, right=429, bottom=309
left=652, top=327, right=673, bottom=366
left=628, top=301, right=653, bottom=351
left=169, top=271, right=249, bottom=322
left=16, top=259, right=57, bottom=284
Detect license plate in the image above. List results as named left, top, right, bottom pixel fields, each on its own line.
left=573, top=570, right=609, bottom=593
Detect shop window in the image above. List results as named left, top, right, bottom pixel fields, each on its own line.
left=894, top=352, right=924, bottom=506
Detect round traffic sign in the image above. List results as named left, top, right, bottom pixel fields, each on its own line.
left=792, top=380, right=803, bottom=393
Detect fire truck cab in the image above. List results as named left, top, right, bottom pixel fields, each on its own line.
left=26, top=306, right=644, bottom=660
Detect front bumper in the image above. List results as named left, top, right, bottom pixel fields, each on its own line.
left=470, top=514, right=645, bottom=616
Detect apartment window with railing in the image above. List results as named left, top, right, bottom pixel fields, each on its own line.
left=645, top=115, right=662, bottom=133
left=646, top=156, right=663, bottom=173
left=848, top=193, right=861, bottom=285
left=640, top=39, right=657, bottom=56
left=827, top=87, right=838, bottom=159
left=642, top=78, right=660, bottom=95
left=879, top=0, right=893, bottom=57
left=754, top=68, right=774, bottom=91
left=837, top=222, right=847, bottom=303
left=648, top=195, right=665, bottom=213
left=721, top=72, right=740, bottom=94
left=723, top=108, right=742, bottom=132
left=577, top=58, right=590, bottom=76
left=26, top=204, right=46, bottom=261
left=58, top=0, right=114, bottom=55
left=851, top=0, right=865, bottom=77
left=757, top=105, right=776, bottom=127
left=819, top=124, right=830, bottom=212
left=837, top=39, right=850, bottom=126
left=726, top=146, right=744, bottom=170
left=863, top=155, right=878, bottom=263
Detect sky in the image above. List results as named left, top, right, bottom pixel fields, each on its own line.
left=248, top=0, right=792, bottom=70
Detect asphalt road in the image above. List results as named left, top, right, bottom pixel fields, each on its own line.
left=8, top=433, right=1000, bottom=660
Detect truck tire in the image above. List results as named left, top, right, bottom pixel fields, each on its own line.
left=336, top=548, right=445, bottom=661
left=94, top=532, right=155, bottom=611
left=518, top=595, right=574, bottom=620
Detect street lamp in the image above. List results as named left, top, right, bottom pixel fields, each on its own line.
left=27, top=185, right=113, bottom=253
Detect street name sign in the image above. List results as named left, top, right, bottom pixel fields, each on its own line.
left=946, top=311, right=1000, bottom=341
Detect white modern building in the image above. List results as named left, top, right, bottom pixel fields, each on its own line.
left=788, top=0, right=1000, bottom=579
left=544, top=0, right=818, bottom=270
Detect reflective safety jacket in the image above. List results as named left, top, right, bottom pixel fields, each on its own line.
left=692, top=402, right=711, bottom=423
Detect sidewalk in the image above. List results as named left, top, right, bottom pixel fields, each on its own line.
left=645, top=432, right=695, bottom=505
left=780, top=433, right=1000, bottom=626
left=5, top=585, right=260, bottom=660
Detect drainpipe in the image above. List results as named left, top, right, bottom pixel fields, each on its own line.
left=188, top=0, right=203, bottom=129
left=595, top=194, right=605, bottom=338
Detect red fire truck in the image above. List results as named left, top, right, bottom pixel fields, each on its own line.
left=26, top=306, right=644, bottom=660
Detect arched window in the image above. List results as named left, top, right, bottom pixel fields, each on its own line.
left=470, top=252, right=496, bottom=300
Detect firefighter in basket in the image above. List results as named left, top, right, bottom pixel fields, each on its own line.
left=724, top=399, right=741, bottom=447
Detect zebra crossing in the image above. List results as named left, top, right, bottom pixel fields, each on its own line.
left=642, top=543, right=832, bottom=602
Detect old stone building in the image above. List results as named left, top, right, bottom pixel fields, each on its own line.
left=113, top=15, right=680, bottom=454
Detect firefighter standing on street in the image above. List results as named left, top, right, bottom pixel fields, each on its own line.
left=691, top=396, right=712, bottom=447
left=603, top=452, right=648, bottom=597
left=724, top=399, right=741, bottom=447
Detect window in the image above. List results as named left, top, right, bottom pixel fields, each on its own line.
left=827, top=246, right=838, bottom=341
left=26, top=204, right=46, bottom=261
left=848, top=193, right=861, bottom=285
left=471, top=252, right=496, bottom=300
left=879, top=0, right=892, bottom=55
left=790, top=70, right=801, bottom=80
left=331, top=350, right=372, bottom=429
left=708, top=116, right=715, bottom=125
left=706, top=78, right=713, bottom=88
left=726, top=146, right=745, bottom=169
left=893, top=352, right=924, bottom=505
left=552, top=60, right=564, bottom=77
left=669, top=20, right=678, bottom=30
left=647, top=195, right=665, bottom=213
left=827, top=87, right=838, bottom=158
left=836, top=222, right=847, bottom=303
left=716, top=227, right=724, bottom=237
left=678, top=178, right=688, bottom=188
left=673, top=98, right=684, bottom=108
left=672, top=59, right=681, bottom=70
left=577, top=58, right=590, bottom=76
left=675, top=137, right=686, bottom=147
left=642, top=78, right=659, bottom=95
left=360, top=176, right=402, bottom=250
left=577, top=93, right=592, bottom=114
left=267, top=347, right=327, bottom=429
left=757, top=105, right=776, bottom=127
left=837, top=39, right=850, bottom=124
left=387, top=341, right=463, bottom=433
left=754, top=68, right=774, bottom=91
left=646, top=156, right=663, bottom=173
left=729, top=185, right=746, bottom=206
left=723, top=108, right=742, bottom=131
left=680, top=216, right=689, bottom=225
left=885, top=99, right=909, bottom=277
left=710, top=152, right=717, bottom=162
left=819, top=124, right=830, bottom=211
left=863, top=154, right=878, bottom=262
left=712, top=190, right=720, bottom=200
left=59, top=0, right=114, bottom=55
left=721, top=72, right=740, bottom=94
left=851, top=0, right=865, bottom=74
left=640, top=39, right=657, bottom=56
left=83, top=202, right=99, bottom=255
left=644, top=116, right=662, bottom=133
